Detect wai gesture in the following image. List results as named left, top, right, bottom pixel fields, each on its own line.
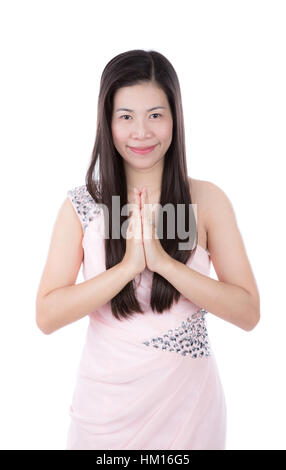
left=125, top=186, right=169, bottom=275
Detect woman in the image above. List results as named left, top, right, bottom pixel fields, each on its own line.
left=36, top=49, right=260, bottom=450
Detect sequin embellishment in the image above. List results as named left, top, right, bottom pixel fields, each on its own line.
left=67, top=185, right=102, bottom=231
left=142, top=308, right=211, bottom=358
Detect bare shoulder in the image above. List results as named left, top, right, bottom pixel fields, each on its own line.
left=190, top=177, right=244, bottom=255
left=189, top=177, right=211, bottom=208
left=189, top=177, right=234, bottom=226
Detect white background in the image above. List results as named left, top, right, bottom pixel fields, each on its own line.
left=0, top=0, right=285, bottom=450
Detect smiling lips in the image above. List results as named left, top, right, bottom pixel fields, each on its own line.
left=129, top=144, right=157, bottom=154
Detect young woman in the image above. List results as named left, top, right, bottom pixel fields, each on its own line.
left=36, top=49, right=260, bottom=450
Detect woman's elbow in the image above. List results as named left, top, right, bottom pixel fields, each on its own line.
left=244, top=302, right=260, bottom=331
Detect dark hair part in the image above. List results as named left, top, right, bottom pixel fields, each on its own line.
left=85, top=49, right=197, bottom=320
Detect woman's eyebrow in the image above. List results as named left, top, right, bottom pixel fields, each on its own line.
left=115, top=106, right=167, bottom=113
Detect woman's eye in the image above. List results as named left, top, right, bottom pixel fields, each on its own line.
left=120, top=115, right=131, bottom=120
left=120, top=113, right=161, bottom=120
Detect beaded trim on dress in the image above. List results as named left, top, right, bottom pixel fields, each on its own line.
left=67, top=185, right=101, bottom=231
left=142, top=308, right=211, bottom=358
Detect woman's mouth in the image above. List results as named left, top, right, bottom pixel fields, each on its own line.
left=128, top=144, right=158, bottom=155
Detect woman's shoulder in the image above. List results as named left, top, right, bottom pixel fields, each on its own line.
left=188, top=176, right=225, bottom=205
left=188, top=176, right=234, bottom=230
left=188, top=177, right=212, bottom=208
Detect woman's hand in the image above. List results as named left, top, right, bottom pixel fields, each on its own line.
left=140, top=187, right=170, bottom=273
left=122, top=188, right=146, bottom=276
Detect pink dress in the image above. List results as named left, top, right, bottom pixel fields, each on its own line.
left=65, top=184, right=227, bottom=450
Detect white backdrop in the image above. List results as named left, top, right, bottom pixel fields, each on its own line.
left=0, top=0, right=285, bottom=450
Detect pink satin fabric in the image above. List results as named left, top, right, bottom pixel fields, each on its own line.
left=65, top=204, right=227, bottom=450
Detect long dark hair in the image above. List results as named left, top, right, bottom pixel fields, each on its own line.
left=85, top=49, right=198, bottom=320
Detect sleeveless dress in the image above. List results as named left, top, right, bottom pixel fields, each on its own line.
left=65, top=184, right=227, bottom=450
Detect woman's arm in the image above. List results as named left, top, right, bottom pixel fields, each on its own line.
left=158, top=258, right=259, bottom=331
left=157, top=181, right=260, bottom=331
left=36, top=197, right=137, bottom=335
left=38, top=261, right=135, bottom=335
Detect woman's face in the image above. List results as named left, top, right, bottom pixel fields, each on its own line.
left=111, top=82, right=173, bottom=170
